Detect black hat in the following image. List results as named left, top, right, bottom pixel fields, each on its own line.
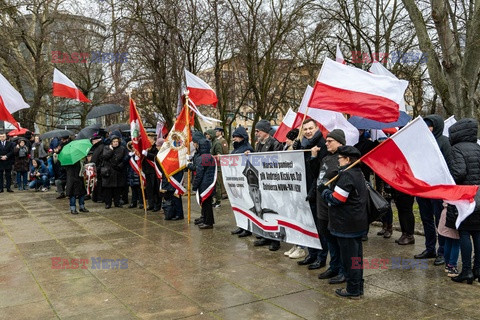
left=242, top=160, right=259, bottom=188
left=214, top=127, right=224, bottom=132
left=255, top=120, right=271, bottom=133
left=192, top=130, right=205, bottom=143
left=286, top=128, right=299, bottom=140
left=337, top=146, right=361, bottom=159
left=326, top=129, right=346, bottom=145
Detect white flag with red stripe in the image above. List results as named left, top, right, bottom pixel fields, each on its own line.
left=294, top=86, right=359, bottom=146
left=0, top=73, right=30, bottom=129
left=362, top=117, right=478, bottom=228
left=309, top=58, right=407, bottom=122
left=185, top=70, right=218, bottom=107
left=53, top=69, right=91, bottom=103
left=273, top=108, right=297, bottom=142
left=369, top=61, right=406, bottom=112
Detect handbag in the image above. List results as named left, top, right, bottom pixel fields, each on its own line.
left=366, top=181, right=390, bottom=223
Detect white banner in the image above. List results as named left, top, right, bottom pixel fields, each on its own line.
left=220, top=151, right=321, bottom=249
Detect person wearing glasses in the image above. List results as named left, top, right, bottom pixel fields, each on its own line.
left=320, top=146, right=368, bottom=299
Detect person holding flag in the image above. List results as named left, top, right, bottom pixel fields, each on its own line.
left=142, top=132, right=162, bottom=212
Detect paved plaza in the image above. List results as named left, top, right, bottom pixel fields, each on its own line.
left=1, top=191, right=480, bottom=320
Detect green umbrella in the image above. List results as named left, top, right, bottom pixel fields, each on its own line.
left=58, top=139, right=92, bottom=165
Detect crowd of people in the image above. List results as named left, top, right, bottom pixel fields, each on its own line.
left=1, top=113, right=480, bottom=300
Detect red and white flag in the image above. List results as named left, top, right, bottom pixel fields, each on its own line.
left=294, top=86, right=359, bottom=146
left=309, top=58, right=408, bottom=122
left=369, top=61, right=406, bottom=112
left=273, top=108, right=297, bottom=142
left=0, top=73, right=30, bottom=129
left=129, top=98, right=151, bottom=156
left=336, top=44, right=346, bottom=64
left=185, top=70, right=218, bottom=107
left=362, top=117, right=478, bottom=228
left=53, top=68, right=91, bottom=103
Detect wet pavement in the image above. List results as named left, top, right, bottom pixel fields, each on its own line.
left=1, top=190, right=479, bottom=320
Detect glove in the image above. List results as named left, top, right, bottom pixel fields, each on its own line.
left=305, top=185, right=317, bottom=202
left=317, top=183, right=328, bottom=193
left=187, top=162, right=195, bottom=171
left=292, top=139, right=301, bottom=150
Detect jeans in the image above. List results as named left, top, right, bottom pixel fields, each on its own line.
left=69, top=195, right=85, bottom=211
left=318, top=219, right=344, bottom=274
left=337, top=236, right=363, bottom=295
left=417, top=197, right=444, bottom=255
left=444, top=237, right=460, bottom=267
left=29, top=175, right=49, bottom=190
left=459, top=230, right=480, bottom=271
left=16, top=171, right=28, bottom=190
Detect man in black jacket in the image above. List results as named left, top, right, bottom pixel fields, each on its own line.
left=251, top=120, right=283, bottom=251
left=0, top=132, right=14, bottom=193
left=414, top=115, right=450, bottom=266
left=142, top=133, right=161, bottom=211
left=293, top=119, right=328, bottom=270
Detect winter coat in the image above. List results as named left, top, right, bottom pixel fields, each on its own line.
left=142, top=145, right=159, bottom=176
left=312, top=151, right=340, bottom=220
left=65, top=161, right=86, bottom=197
left=29, top=158, right=49, bottom=180
left=191, top=138, right=216, bottom=198
left=127, top=160, right=141, bottom=187
left=425, top=114, right=451, bottom=163
left=448, top=118, right=480, bottom=231
left=438, top=206, right=460, bottom=239
left=101, top=145, right=128, bottom=188
left=300, top=130, right=328, bottom=194
left=52, top=153, right=67, bottom=181
left=211, top=136, right=229, bottom=155
left=13, top=144, right=30, bottom=172
left=354, top=134, right=377, bottom=179
left=255, top=136, right=282, bottom=153
left=324, top=166, right=368, bottom=234
left=30, top=142, right=48, bottom=160
left=0, top=140, right=14, bottom=170
left=231, top=127, right=254, bottom=154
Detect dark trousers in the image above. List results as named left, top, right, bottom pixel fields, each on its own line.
left=104, top=186, right=122, bottom=207
left=417, top=197, right=445, bottom=255
left=0, top=168, right=12, bottom=190
left=201, top=195, right=214, bottom=225
left=92, top=176, right=103, bottom=202
left=146, top=174, right=161, bottom=209
left=394, top=191, right=415, bottom=235
left=459, top=230, right=480, bottom=271
left=308, top=201, right=328, bottom=262
left=164, top=191, right=184, bottom=219
left=319, top=219, right=344, bottom=274
left=121, top=185, right=129, bottom=204
left=130, top=185, right=141, bottom=206
left=337, top=236, right=364, bottom=295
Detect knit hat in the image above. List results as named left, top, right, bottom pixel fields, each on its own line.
left=286, top=128, right=299, bottom=141
left=255, top=120, right=271, bottom=133
left=214, top=127, right=224, bottom=132
left=326, top=129, right=346, bottom=145
left=337, top=145, right=361, bottom=159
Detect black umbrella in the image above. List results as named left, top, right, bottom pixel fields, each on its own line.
left=86, top=104, right=124, bottom=120
left=106, top=123, right=130, bottom=132
left=75, top=124, right=103, bottom=140
left=40, top=129, right=74, bottom=140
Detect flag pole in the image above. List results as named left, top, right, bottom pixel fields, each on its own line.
left=297, top=106, right=310, bottom=139
left=184, top=90, right=192, bottom=224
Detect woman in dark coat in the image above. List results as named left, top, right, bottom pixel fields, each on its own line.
left=189, top=131, right=216, bottom=228
left=101, top=135, right=128, bottom=209
left=14, top=138, right=30, bottom=190
left=321, top=146, right=368, bottom=299
left=65, top=160, right=88, bottom=214
left=447, top=118, right=480, bottom=284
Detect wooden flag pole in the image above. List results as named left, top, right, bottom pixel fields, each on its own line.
left=324, top=158, right=362, bottom=186
left=184, top=90, right=192, bottom=224
left=297, top=106, right=310, bottom=140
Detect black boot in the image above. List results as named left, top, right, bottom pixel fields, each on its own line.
left=377, top=223, right=387, bottom=236
left=451, top=269, right=474, bottom=284
left=473, top=267, right=480, bottom=282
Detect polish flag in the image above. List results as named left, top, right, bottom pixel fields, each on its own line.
left=185, top=70, right=218, bottom=107
left=309, top=58, right=408, bottom=122
left=273, top=108, right=297, bottom=142
left=336, top=44, right=346, bottom=64
left=362, top=117, right=478, bottom=228
left=295, top=86, right=359, bottom=146
left=369, top=61, right=406, bottom=112
left=0, top=73, right=30, bottom=129
left=53, top=68, right=91, bottom=103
